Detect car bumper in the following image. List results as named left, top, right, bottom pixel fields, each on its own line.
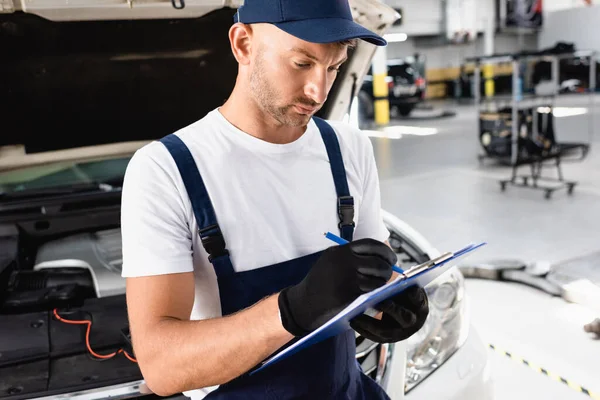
left=389, top=96, right=421, bottom=105
left=405, top=325, right=494, bottom=400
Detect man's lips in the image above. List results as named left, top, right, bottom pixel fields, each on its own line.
left=294, top=104, right=319, bottom=114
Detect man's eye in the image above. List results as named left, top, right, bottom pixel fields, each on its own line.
left=328, top=66, right=341, bottom=72
left=295, top=63, right=310, bottom=68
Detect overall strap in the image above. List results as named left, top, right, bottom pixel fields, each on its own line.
left=160, top=134, right=235, bottom=278
left=313, top=117, right=355, bottom=242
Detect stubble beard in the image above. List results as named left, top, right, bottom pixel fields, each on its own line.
left=249, top=53, right=313, bottom=128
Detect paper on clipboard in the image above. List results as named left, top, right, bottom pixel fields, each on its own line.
left=250, top=241, right=487, bottom=375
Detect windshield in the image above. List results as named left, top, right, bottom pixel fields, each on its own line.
left=0, top=156, right=131, bottom=195
left=388, top=64, right=417, bottom=82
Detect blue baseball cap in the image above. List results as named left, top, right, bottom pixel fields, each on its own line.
left=233, top=0, right=387, bottom=46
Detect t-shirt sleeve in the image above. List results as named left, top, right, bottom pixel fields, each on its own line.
left=352, top=133, right=390, bottom=243
left=120, top=143, right=194, bottom=278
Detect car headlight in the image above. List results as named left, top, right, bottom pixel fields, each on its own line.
left=382, top=210, right=471, bottom=394
left=404, top=266, right=469, bottom=393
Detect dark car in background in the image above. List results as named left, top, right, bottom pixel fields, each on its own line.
left=358, top=59, right=426, bottom=120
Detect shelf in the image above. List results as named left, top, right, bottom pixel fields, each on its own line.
left=476, top=94, right=556, bottom=111
left=465, top=49, right=598, bottom=65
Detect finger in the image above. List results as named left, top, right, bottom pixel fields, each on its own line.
left=404, top=286, right=428, bottom=308
left=389, top=286, right=428, bottom=313
left=357, top=258, right=393, bottom=281
left=373, top=299, right=395, bottom=313
left=414, top=290, right=429, bottom=320
left=356, top=272, right=388, bottom=293
left=350, top=239, right=398, bottom=266
left=350, top=314, right=401, bottom=343
left=350, top=315, right=388, bottom=342
left=377, top=300, right=418, bottom=329
left=396, top=287, right=429, bottom=321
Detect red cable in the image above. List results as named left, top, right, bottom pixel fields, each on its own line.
left=53, top=308, right=137, bottom=363
left=123, top=350, right=138, bottom=362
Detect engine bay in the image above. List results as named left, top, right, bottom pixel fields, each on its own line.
left=0, top=185, right=428, bottom=399
left=0, top=189, right=127, bottom=314
left=0, top=194, right=142, bottom=400
left=2, top=227, right=125, bottom=313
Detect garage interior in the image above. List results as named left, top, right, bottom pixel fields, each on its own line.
left=1, top=0, right=599, bottom=399
left=374, top=95, right=599, bottom=399
left=363, top=1, right=600, bottom=398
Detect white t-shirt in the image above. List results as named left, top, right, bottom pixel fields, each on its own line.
left=120, top=108, right=389, bottom=399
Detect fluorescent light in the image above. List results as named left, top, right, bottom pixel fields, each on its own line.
left=383, top=33, right=408, bottom=43
left=552, top=107, right=588, bottom=118
left=537, top=107, right=552, bottom=114
left=537, top=106, right=587, bottom=117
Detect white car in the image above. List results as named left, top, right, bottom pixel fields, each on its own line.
left=0, top=1, right=493, bottom=399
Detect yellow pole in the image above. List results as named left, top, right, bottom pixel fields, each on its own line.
left=372, top=45, right=390, bottom=126
left=483, top=16, right=495, bottom=98
left=483, top=63, right=495, bottom=98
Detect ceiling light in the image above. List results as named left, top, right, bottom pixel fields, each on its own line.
left=383, top=33, right=408, bottom=43
left=551, top=107, right=588, bottom=118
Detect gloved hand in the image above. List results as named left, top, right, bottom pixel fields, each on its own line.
left=349, top=285, right=429, bottom=343
left=278, top=238, right=397, bottom=336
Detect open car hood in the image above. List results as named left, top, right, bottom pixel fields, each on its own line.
left=0, top=0, right=398, bottom=171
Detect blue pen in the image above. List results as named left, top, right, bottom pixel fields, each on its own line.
left=324, top=231, right=404, bottom=274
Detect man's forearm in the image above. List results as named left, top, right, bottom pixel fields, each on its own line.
left=136, top=294, right=293, bottom=396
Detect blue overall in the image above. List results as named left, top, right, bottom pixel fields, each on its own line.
left=160, top=118, right=390, bottom=400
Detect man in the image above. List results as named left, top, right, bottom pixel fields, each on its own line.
left=121, top=0, right=429, bottom=398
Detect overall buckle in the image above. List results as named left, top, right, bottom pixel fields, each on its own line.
left=337, top=196, right=355, bottom=229
left=198, top=224, right=230, bottom=262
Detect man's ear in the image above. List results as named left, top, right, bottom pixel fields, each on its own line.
left=229, top=23, right=253, bottom=65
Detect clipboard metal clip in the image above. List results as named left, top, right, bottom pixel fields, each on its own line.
left=401, top=252, right=454, bottom=279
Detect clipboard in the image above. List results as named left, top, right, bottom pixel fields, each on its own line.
left=250, top=241, right=487, bottom=375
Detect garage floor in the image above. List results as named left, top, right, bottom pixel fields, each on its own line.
left=372, top=94, right=600, bottom=400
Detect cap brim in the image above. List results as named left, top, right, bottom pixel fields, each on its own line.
left=273, top=17, right=387, bottom=46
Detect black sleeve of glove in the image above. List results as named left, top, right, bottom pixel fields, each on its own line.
left=349, top=285, right=429, bottom=343
left=279, top=238, right=397, bottom=337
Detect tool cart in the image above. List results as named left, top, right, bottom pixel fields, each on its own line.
left=465, top=49, right=596, bottom=199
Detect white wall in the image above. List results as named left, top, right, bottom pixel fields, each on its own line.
left=383, top=0, right=600, bottom=40
left=446, top=0, right=478, bottom=39
left=539, top=5, right=600, bottom=53
left=386, top=40, right=417, bottom=60
left=543, top=0, right=600, bottom=13
left=382, top=0, right=561, bottom=70
left=384, top=0, right=496, bottom=37
left=384, top=0, right=443, bottom=35
left=475, top=0, right=496, bottom=32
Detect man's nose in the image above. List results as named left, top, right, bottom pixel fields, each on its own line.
left=304, top=69, right=328, bottom=105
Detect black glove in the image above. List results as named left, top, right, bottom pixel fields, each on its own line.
left=350, top=285, right=429, bottom=343
left=278, top=239, right=397, bottom=336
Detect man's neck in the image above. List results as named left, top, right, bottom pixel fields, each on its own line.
left=219, top=86, right=307, bottom=145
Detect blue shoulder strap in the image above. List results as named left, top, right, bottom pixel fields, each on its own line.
left=159, top=134, right=235, bottom=278
left=313, top=117, right=355, bottom=242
